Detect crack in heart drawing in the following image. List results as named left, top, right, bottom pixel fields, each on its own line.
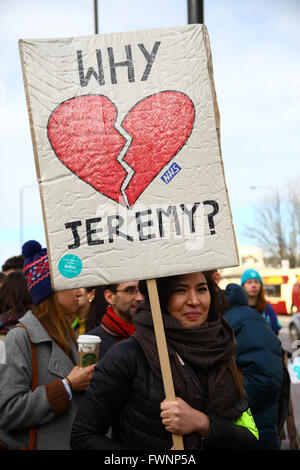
left=47, top=91, right=195, bottom=208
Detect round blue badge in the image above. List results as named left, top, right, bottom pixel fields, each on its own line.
left=58, top=254, right=82, bottom=278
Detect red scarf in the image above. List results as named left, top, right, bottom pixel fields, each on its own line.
left=101, top=306, right=136, bottom=340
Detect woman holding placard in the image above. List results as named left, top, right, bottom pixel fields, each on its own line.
left=70, top=271, right=258, bottom=450
left=0, top=241, right=95, bottom=450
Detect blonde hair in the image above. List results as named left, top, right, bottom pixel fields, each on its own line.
left=32, top=295, right=76, bottom=359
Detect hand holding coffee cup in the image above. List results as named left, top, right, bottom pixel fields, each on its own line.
left=67, top=364, right=95, bottom=391
left=77, top=335, right=101, bottom=368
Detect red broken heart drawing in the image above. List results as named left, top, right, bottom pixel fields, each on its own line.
left=48, top=91, right=195, bottom=208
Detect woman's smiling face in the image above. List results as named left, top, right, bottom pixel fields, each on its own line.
left=167, top=272, right=211, bottom=328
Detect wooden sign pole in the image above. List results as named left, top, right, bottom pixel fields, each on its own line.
left=146, top=278, right=184, bottom=450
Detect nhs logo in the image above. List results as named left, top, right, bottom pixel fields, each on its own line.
left=161, top=162, right=181, bottom=184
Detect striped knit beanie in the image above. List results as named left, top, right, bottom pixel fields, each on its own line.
left=22, top=240, right=53, bottom=305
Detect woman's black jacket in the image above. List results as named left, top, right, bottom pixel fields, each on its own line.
left=70, top=337, right=258, bottom=450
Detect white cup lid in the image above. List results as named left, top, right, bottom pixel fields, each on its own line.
left=77, top=335, right=101, bottom=343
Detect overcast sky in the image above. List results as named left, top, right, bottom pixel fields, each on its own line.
left=0, top=0, right=299, bottom=269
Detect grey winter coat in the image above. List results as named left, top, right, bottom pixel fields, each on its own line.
left=0, top=311, right=83, bottom=450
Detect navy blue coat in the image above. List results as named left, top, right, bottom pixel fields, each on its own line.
left=87, top=324, right=120, bottom=358
left=224, top=284, right=283, bottom=450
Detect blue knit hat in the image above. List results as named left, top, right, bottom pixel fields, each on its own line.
left=241, top=268, right=263, bottom=286
left=22, top=240, right=53, bottom=305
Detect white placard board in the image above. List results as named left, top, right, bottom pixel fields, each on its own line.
left=19, top=24, right=238, bottom=290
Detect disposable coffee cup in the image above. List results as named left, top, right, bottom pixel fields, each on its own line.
left=77, top=335, right=101, bottom=368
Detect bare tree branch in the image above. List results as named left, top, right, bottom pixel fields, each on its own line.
left=243, top=180, right=300, bottom=267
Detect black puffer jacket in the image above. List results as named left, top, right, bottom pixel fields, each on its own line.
left=70, top=337, right=258, bottom=450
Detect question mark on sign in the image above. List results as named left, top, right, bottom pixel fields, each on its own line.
left=203, top=200, right=219, bottom=235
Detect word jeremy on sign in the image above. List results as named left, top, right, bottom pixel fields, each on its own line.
left=64, top=201, right=219, bottom=249
left=77, top=41, right=161, bottom=86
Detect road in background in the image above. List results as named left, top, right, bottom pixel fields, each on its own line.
left=279, top=314, right=294, bottom=351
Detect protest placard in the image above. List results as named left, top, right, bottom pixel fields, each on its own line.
left=19, top=24, right=238, bottom=291
left=20, top=23, right=239, bottom=451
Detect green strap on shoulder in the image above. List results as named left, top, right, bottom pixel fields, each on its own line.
left=234, top=408, right=259, bottom=440
left=72, top=316, right=79, bottom=329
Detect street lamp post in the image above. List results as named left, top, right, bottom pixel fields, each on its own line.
left=249, top=185, right=281, bottom=211
left=187, top=0, right=204, bottom=24
left=94, top=0, right=99, bottom=34
left=250, top=185, right=278, bottom=191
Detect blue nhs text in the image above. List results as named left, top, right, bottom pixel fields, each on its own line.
left=161, top=162, right=181, bottom=184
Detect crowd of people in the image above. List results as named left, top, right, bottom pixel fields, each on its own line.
left=0, top=240, right=296, bottom=451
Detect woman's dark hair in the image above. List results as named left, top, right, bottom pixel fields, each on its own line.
left=139, top=272, right=244, bottom=396
left=0, top=271, right=33, bottom=314
left=139, top=271, right=225, bottom=322
left=2, top=255, right=25, bottom=273
left=85, top=285, right=117, bottom=331
left=0, top=272, right=6, bottom=286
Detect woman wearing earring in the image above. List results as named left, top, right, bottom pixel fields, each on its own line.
left=71, top=288, right=96, bottom=336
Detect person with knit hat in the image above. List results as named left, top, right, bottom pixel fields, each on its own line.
left=0, top=240, right=95, bottom=450
left=241, top=268, right=281, bottom=335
